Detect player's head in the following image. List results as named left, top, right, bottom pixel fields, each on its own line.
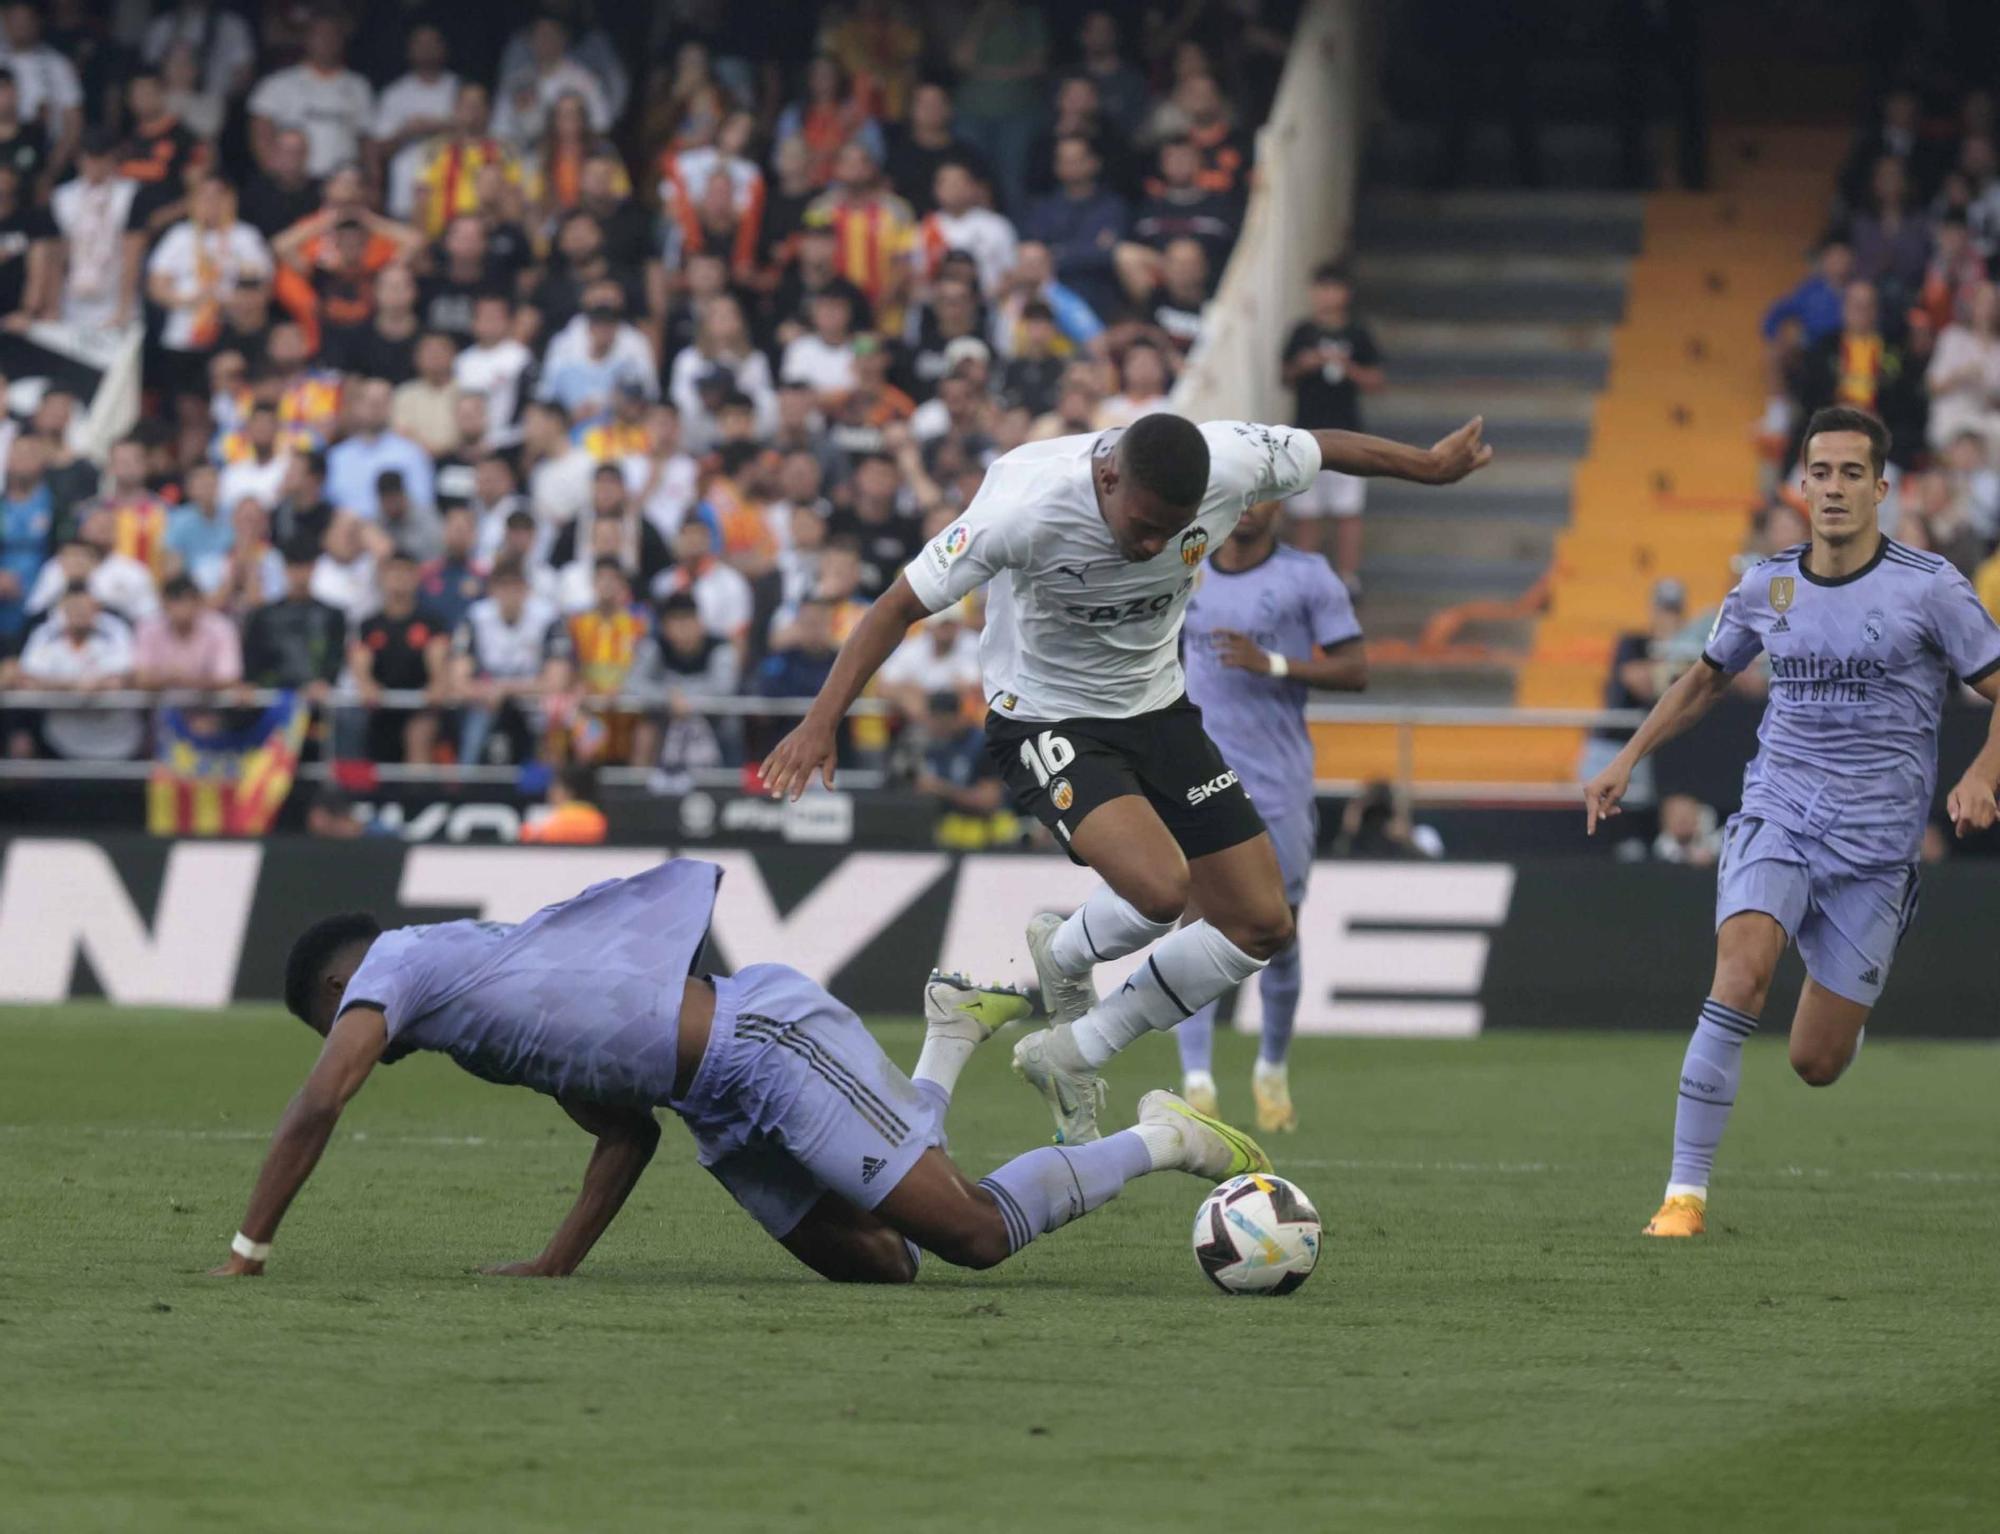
left=1097, top=413, right=1210, bottom=561
left=284, top=913, right=383, bottom=1035
left=1229, top=498, right=1283, bottom=548
left=1798, top=405, right=1890, bottom=547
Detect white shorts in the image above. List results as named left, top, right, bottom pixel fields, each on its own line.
left=1287, top=469, right=1367, bottom=519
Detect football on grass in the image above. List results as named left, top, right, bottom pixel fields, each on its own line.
left=1192, top=1173, right=1322, bottom=1295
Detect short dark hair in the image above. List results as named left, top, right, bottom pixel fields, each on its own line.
left=1311, top=260, right=1350, bottom=286
left=1118, top=413, right=1210, bottom=509
left=281, top=532, right=322, bottom=566
left=283, top=912, right=381, bottom=1022
left=489, top=554, right=526, bottom=584
left=161, top=573, right=200, bottom=601
left=1801, top=405, right=1890, bottom=477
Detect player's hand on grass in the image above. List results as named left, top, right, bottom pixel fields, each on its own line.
left=762, top=719, right=838, bottom=800
left=480, top=1258, right=564, bottom=1278
left=1213, top=630, right=1272, bottom=674
left=1945, top=774, right=1998, bottom=837
left=1583, top=761, right=1631, bottom=835
left=207, top=1252, right=264, bottom=1277
left=1423, top=417, right=1494, bottom=484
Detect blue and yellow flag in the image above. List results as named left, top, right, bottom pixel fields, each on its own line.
left=147, top=693, right=310, bottom=837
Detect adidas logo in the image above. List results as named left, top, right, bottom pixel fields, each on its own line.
left=1859, top=966, right=1881, bottom=986
left=860, top=1155, right=887, bottom=1184
left=1770, top=615, right=1790, bottom=633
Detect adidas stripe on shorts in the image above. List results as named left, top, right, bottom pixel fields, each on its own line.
left=672, top=963, right=946, bottom=1238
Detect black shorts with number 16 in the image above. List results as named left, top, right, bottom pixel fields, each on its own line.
left=983, top=695, right=1267, bottom=865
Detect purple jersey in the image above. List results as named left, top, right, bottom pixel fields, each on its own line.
left=337, top=860, right=721, bottom=1106
left=1703, top=539, right=2000, bottom=868
left=1183, top=545, right=1362, bottom=813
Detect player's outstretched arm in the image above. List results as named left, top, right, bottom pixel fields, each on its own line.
left=208, top=1008, right=388, bottom=1276
left=1214, top=632, right=1366, bottom=691
left=481, top=1097, right=663, bottom=1278
left=1583, top=660, right=1732, bottom=835
left=1312, top=416, right=1493, bottom=486
left=1945, top=672, right=2000, bottom=838
left=762, top=573, right=933, bottom=801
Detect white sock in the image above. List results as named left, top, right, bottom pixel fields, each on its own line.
left=1182, top=1068, right=1216, bottom=1095
left=913, top=1035, right=977, bottom=1096
left=1049, top=885, right=1177, bottom=975
left=1068, top=921, right=1266, bottom=1069
left=1665, top=1181, right=1707, bottom=1202
left=1131, top=1121, right=1183, bottom=1171
left=1253, top=1056, right=1286, bottom=1082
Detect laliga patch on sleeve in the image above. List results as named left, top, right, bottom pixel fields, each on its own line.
left=942, top=522, right=971, bottom=560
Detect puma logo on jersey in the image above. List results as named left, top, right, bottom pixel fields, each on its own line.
left=1057, top=563, right=1091, bottom=585
left=1186, top=770, right=1240, bottom=805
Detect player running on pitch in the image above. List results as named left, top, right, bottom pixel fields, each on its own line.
left=1175, top=497, right=1366, bottom=1130
left=207, top=861, right=1271, bottom=1282
left=1583, top=406, right=2000, bottom=1238
left=763, top=410, right=1489, bottom=1144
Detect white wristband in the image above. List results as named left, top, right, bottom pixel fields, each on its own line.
left=1265, top=652, right=1289, bottom=679
left=231, top=1232, right=271, bottom=1262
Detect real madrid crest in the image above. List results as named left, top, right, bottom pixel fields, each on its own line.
left=1179, top=526, right=1209, bottom=567
left=1768, top=575, right=1795, bottom=613
left=1863, top=608, right=1884, bottom=645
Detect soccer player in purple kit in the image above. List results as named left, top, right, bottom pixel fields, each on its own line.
left=1175, top=497, right=1366, bottom=1130
left=207, top=861, right=1273, bottom=1282
left=1583, top=407, right=2000, bottom=1238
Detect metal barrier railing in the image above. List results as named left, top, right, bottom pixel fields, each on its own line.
left=0, top=688, right=1636, bottom=804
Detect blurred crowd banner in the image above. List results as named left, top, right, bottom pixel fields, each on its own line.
left=3, top=837, right=1995, bottom=1040
left=1174, top=0, right=1367, bottom=424
left=0, top=321, right=144, bottom=462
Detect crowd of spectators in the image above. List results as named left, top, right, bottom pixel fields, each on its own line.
left=0, top=0, right=1296, bottom=815
left=1759, top=81, right=2000, bottom=617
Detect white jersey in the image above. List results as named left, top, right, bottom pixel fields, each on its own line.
left=903, top=420, right=1322, bottom=721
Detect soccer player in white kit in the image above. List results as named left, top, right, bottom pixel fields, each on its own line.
left=763, top=412, right=1491, bottom=1141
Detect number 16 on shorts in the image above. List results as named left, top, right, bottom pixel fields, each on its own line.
left=1019, top=730, right=1077, bottom=811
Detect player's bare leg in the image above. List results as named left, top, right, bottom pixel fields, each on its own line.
left=1645, top=912, right=1787, bottom=1237
left=1016, top=822, right=1290, bottom=1144
left=779, top=1192, right=921, bottom=1284
left=1787, top=979, right=1871, bottom=1087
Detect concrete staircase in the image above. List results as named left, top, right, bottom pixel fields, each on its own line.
left=1346, top=190, right=1646, bottom=705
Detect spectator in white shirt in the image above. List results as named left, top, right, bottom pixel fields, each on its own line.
left=371, top=26, right=459, bottom=223
left=913, top=159, right=1019, bottom=300
left=780, top=290, right=861, bottom=410
left=218, top=402, right=293, bottom=516
left=879, top=605, right=982, bottom=720
left=668, top=296, right=779, bottom=451
left=248, top=15, right=376, bottom=180
left=491, top=15, right=612, bottom=151
left=520, top=399, right=595, bottom=526
left=146, top=178, right=272, bottom=405
left=537, top=283, right=658, bottom=418
left=18, top=584, right=142, bottom=760
left=50, top=129, right=140, bottom=332
left=454, top=292, right=534, bottom=447
left=622, top=402, right=700, bottom=543
left=310, top=512, right=380, bottom=627
left=496, top=12, right=628, bottom=126
left=142, top=0, right=258, bottom=103
left=0, top=4, right=82, bottom=178
left=28, top=524, right=159, bottom=626
left=651, top=516, right=754, bottom=656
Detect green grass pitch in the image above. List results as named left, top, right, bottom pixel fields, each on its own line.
left=3, top=1006, right=1998, bottom=1532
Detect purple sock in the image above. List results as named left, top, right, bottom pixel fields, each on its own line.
left=977, top=1132, right=1154, bottom=1253
left=1178, top=1001, right=1217, bottom=1073
left=1258, top=942, right=1302, bottom=1065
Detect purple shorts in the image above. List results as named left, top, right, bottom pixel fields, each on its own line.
left=670, top=963, right=943, bottom=1239
left=1714, top=815, right=1921, bottom=1007
left=1258, top=800, right=1318, bottom=909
